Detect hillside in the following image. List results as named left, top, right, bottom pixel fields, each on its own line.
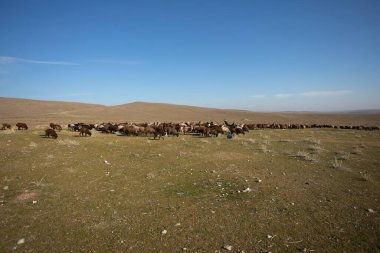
left=1, top=97, right=380, bottom=127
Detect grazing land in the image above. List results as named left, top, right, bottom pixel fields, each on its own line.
left=0, top=98, right=380, bottom=252
left=1, top=97, right=380, bottom=127
left=1, top=127, right=380, bottom=252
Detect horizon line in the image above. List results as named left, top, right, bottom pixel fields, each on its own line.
left=1, top=96, right=379, bottom=114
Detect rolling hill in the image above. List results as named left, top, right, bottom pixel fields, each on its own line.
left=1, top=97, right=380, bottom=127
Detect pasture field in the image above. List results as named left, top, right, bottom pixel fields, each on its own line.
left=0, top=128, right=379, bottom=252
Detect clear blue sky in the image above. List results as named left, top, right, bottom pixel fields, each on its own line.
left=0, top=0, right=379, bottom=111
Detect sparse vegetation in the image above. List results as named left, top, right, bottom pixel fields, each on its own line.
left=351, top=146, right=363, bottom=155
left=0, top=124, right=380, bottom=252
left=332, top=157, right=343, bottom=168
left=199, top=139, right=210, bottom=144
left=307, top=138, right=321, bottom=145
left=293, top=151, right=318, bottom=162
left=30, top=176, right=48, bottom=188
left=259, top=143, right=269, bottom=153
left=336, top=151, right=350, bottom=160
left=28, top=141, right=37, bottom=148
left=308, top=144, right=323, bottom=154
left=278, top=139, right=291, bottom=143
left=57, top=139, right=80, bottom=146
left=359, top=171, right=371, bottom=181
left=0, top=128, right=16, bottom=134
left=247, top=138, right=256, bottom=144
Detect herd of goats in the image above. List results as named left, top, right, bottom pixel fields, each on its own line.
left=1, top=121, right=379, bottom=140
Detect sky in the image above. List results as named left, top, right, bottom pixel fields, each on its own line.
left=0, top=0, right=379, bottom=111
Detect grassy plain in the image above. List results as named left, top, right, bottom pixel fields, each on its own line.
left=0, top=127, right=379, bottom=252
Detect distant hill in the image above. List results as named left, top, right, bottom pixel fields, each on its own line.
left=334, top=109, right=380, bottom=115
left=1, top=97, right=380, bottom=127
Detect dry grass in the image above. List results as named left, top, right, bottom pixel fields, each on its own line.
left=259, top=144, right=269, bottom=153
left=359, top=171, right=371, bottom=181
left=278, top=139, right=292, bottom=143
left=199, top=139, right=210, bottom=144
left=29, top=141, right=37, bottom=148
left=336, top=151, right=350, bottom=160
left=0, top=129, right=16, bottom=134
left=33, top=125, right=47, bottom=130
left=351, top=146, right=363, bottom=155
left=30, top=176, right=48, bottom=188
left=1, top=123, right=380, bottom=252
left=293, top=151, right=318, bottom=162
left=57, top=139, right=80, bottom=146
left=307, top=138, right=321, bottom=145
left=332, top=157, right=343, bottom=169
left=308, top=144, right=323, bottom=154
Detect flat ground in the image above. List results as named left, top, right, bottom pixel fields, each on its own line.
left=0, top=128, right=379, bottom=252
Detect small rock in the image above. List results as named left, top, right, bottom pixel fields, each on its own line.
left=17, top=238, right=25, bottom=245
left=161, top=229, right=167, bottom=235
left=3, top=186, right=9, bottom=190
left=242, top=187, right=251, bottom=193
left=211, top=210, right=216, bottom=214
left=256, top=179, right=262, bottom=183
left=158, top=154, right=162, bottom=157
left=104, top=160, right=110, bottom=165
left=367, top=208, right=375, bottom=213
left=223, top=245, right=233, bottom=251
left=175, top=223, right=181, bottom=227
left=32, top=201, right=37, bottom=204
left=146, top=172, right=155, bottom=179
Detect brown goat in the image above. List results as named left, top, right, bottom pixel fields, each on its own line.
left=16, top=123, right=28, bottom=130
left=79, top=128, right=92, bottom=137
left=1, top=123, right=11, bottom=130
left=45, top=128, right=58, bottom=139
left=50, top=123, right=62, bottom=131
left=154, top=129, right=167, bottom=140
